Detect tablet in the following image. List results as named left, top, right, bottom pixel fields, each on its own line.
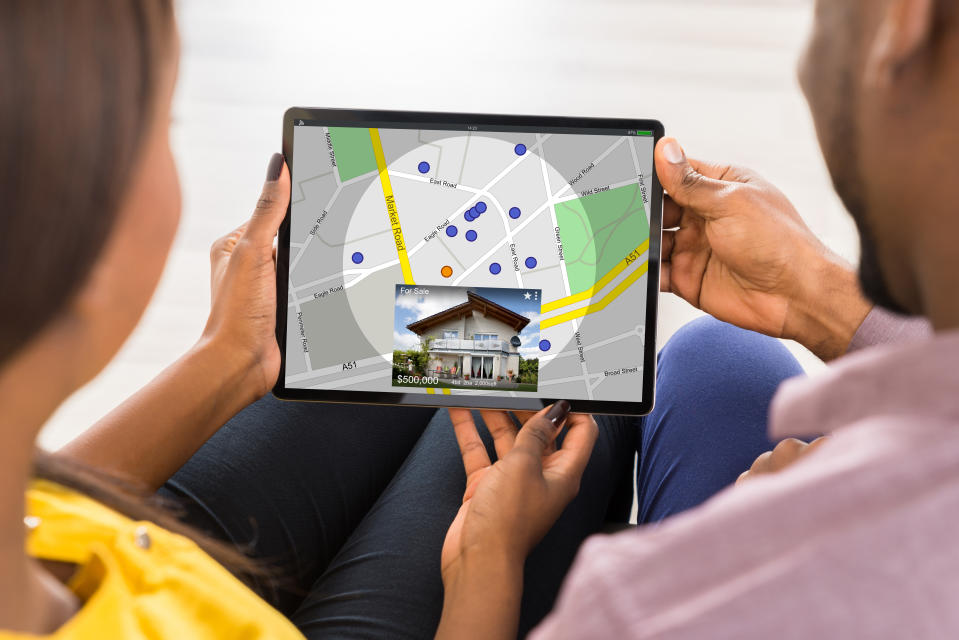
left=275, top=108, right=663, bottom=416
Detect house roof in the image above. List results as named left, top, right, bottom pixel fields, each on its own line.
left=406, top=290, right=532, bottom=335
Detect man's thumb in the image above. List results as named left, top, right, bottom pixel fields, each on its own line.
left=246, top=152, right=290, bottom=244
left=654, top=138, right=725, bottom=213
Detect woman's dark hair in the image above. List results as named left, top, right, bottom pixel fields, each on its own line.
left=1, top=1, right=268, bottom=586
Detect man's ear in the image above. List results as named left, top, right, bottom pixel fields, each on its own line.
left=865, top=0, right=936, bottom=88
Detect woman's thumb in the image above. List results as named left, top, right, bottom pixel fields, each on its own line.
left=246, top=153, right=290, bottom=245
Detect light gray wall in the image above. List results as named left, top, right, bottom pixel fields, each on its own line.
left=40, top=0, right=834, bottom=449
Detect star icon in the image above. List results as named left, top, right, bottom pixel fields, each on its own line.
left=523, top=292, right=532, bottom=300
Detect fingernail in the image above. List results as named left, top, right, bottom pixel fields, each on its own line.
left=663, top=140, right=685, bottom=165
left=546, top=400, right=571, bottom=426
left=266, top=153, right=284, bottom=182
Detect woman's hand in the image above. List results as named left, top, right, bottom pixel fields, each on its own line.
left=200, top=153, right=290, bottom=401
left=60, top=155, right=292, bottom=489
left=436, top=402, right=598, bottom=640
left=656, top=138, right=871, bottom=361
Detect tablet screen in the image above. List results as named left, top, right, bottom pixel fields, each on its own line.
left=284, top=117, right=656, bottom=406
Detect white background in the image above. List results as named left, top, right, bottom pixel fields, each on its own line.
left=41, top=0, right=858, bottom=448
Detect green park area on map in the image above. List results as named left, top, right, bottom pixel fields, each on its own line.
left=555, top=182, right=650, bottom=294
left=329, top=127, right=377, bottom=182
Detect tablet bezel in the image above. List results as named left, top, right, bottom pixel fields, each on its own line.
left=274, top=107, right=663, bottom=416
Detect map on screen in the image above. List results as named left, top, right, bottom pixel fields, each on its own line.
left=285, top=121, right=654, bottom=402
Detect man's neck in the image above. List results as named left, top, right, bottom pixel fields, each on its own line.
left=914, top=231, right=959, bottom=332
left=923, top=295, right=959, bottom=333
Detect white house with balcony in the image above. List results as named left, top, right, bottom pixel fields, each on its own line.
left=405, top=291, right=530, bottom=386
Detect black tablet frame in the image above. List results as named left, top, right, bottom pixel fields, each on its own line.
left=274, top=107, right=663, bottom=416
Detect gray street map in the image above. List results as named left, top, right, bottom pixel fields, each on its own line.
left=285, top=123, right=654, bottom=401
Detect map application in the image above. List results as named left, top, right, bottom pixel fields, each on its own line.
left=285, top=121, right=655, bottom=402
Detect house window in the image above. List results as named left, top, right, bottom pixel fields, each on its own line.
left=443, top=330, right=458, bottom=339
left=474, top=333, right=498, bottom=341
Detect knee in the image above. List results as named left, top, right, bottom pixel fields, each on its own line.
left=660, top=315, right=740, bottom=364
left=659, top=315, right=803, bottom=385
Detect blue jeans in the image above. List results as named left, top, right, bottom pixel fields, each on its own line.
left=161, top=317, right=803, bottom=638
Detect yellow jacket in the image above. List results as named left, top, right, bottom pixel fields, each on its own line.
left=1, top=480, right=303, bottom=639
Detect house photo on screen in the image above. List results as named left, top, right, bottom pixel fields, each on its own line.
left=392, top=285, right=541, bottom=392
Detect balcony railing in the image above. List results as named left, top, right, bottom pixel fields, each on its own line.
left=431, top=339, right=508, bottom=352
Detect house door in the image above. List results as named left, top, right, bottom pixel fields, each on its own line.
left=472, top=356, right=494, bottom=379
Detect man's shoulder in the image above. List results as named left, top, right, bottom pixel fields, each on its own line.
left=593, top=414, right=959, bottom=573
left=543, top=420, right=959, bottom=638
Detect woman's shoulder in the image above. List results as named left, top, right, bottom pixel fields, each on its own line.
left=12, top=480, right=304, bottom=640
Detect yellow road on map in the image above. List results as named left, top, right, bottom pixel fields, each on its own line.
left=540, top=259, right=650, bottom=330
left=541, top=239, right=650, bottom=313
left=369, top=128, right=414, bottom=285
left=370, top=129, right=445, bottom=393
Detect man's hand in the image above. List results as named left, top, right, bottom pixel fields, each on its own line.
left=736, top=437, right=830, bottom=485
left=436, top=403, right=598, bottom=640
left=657, top=138, right=871, bottom=361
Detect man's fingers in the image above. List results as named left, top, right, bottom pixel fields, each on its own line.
left=740, top=436, right=830, bottom=486
left=661, top=230, right=675, bottom=263
left=450, top=409, right=491, bottom=478
left=749, top=450, right=773, bottom=474
left=245, top=153, right=291, bottom=246
left=514, top=401, right=570, bottom=459
left=769, top=438, right=806, bottom=471
left=654, top=138, right=735, bottom=218
left=663, top=196, right=682, bottom=229
left=660, top=231, right=675, bottom=292
left=480, top=410, right=518, bottom=459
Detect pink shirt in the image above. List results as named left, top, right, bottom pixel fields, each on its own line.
left=533, top=310, right=953, bottom=639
